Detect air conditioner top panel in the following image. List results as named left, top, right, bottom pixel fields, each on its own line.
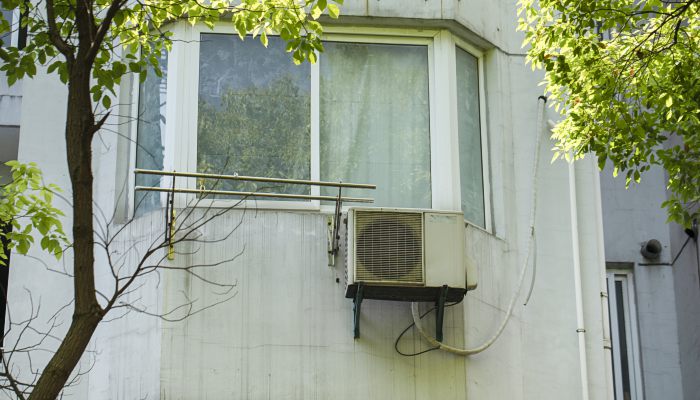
left=348, top=207, right=465, bottom=216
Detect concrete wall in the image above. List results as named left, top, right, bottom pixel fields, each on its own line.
left=5, top=1, right=613, bottom=399
left=160, top=210, right=468, bottom=399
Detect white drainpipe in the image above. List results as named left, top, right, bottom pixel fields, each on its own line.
left=549, top=119, right=592, bottom=400
left=568, top=155, right=590, bottom=400
left=592, top=158, right=615, bottom=400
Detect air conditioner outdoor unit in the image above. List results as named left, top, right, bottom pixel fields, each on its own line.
left=344, top=207, right=475, bottom=304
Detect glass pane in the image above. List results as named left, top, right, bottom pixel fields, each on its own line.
left=135, top=52, right=168, bottom=214
left=456, top=47, right=485, bottom=227
left=320, top=42, right=431, bottom=208
left=0, top=8, right=12, bottom=46
left=197, top=34, right=310, bottom=199
left=615, top=280, right=632, bottom=399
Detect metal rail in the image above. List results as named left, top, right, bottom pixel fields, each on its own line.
left=134, top=169, right=376, bottom=190
left=133, top=169, right=375, bottom=262
left=134, top=186, right=374, bottom=203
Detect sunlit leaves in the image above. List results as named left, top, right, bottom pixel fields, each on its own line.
left=0, top=0, right=341, bottom=105
left=518, top=0, right=700, bottom=226
left=0, top=161, right=68, bottom=266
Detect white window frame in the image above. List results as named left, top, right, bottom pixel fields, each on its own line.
left=179, top=22, right=321, bottom=211
left=128, top=22, right=492, bottom=232
left=607, top=270, right=644, bottom=400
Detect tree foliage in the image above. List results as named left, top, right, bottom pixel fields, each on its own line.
left=0, top=0, right=338, bottom=109
left=0, top=161, right=67, bottom=265
left=518, top=0, right=700, bottom=226
left=0, top=0, right=342, bottom=398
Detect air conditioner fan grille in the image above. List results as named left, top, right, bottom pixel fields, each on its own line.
left=354, top=211, right=424, bottom=284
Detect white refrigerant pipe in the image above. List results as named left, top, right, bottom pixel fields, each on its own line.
left=411, top=96, right=545, bottom=355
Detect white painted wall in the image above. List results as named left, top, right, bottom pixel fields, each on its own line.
left=5, top=1, right=613, bottom=399
left=0, top=72, right=22, bottom=127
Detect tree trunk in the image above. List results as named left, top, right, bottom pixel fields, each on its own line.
left=28, top=60, right=104, bottom=399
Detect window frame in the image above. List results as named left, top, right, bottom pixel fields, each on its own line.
left=126, top=43, right=175, bottom=215
left=180, top=23, right=322, bottom=211
left=606, top=269, right=644, bottom=400
left=128, top=22, right=492, bottom=232
left=453, top=36, right=491, bottom=232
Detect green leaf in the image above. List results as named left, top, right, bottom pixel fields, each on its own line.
left=310, top=4, right=323, bottom=19
left=327, top=4, right=339, bottom=18
left=0, top=162, right=68, bottom=263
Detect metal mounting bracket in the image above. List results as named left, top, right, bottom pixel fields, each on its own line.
left=165, top=173, right=176, bottom=260
left=328, top=185, right=343, bottom=259
left=435, top=285, right=449, bottom=342
left=353, top=283, right=364, bottom=339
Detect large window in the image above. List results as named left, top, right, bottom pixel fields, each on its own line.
left=134, top=26, right=489, bottom=228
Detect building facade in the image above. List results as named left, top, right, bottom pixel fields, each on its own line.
left=0, top=1, right=639, bottom=399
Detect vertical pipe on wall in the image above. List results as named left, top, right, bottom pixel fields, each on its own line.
left=569, top=157, right=590, bottom=400
left=592, top=159, right=615, bottom=400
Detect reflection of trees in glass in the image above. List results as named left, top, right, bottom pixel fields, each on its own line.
left=196, top=34, right=310, bottom=199
left=197, top=75, right=310, bottom=197
left=135, top=53, right=168, bottom=214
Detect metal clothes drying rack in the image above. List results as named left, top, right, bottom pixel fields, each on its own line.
left=133, top=169, right=376, bottom=261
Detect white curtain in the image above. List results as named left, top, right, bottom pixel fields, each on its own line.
left=320, top=42, right=431, bottom=208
